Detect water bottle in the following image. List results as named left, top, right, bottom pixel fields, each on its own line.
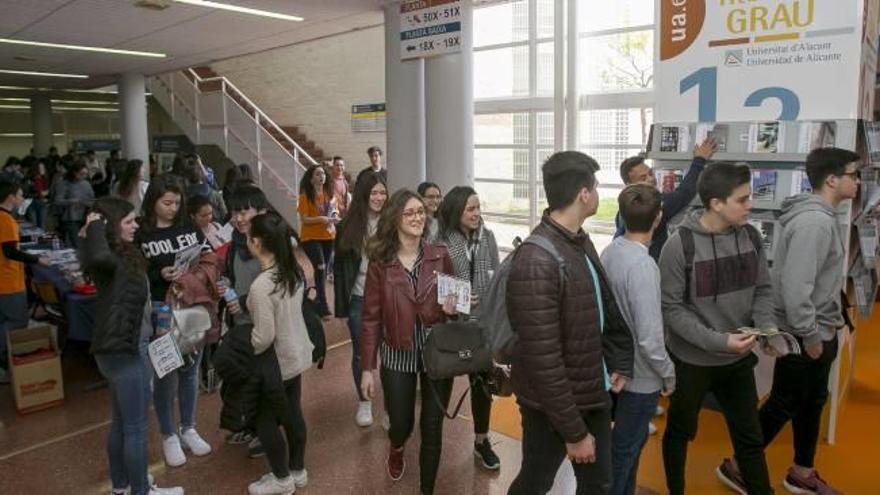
left=223, top=287, right=239, bottom=303
left=51, top=236, right=61, bottom=251
left=157, top=305, right=173, bottom=333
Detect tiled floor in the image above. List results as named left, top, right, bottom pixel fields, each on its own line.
left=0, top=337, right=526, bottom=495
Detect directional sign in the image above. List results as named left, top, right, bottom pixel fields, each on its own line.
left=400, top=0, right=463, bottom=61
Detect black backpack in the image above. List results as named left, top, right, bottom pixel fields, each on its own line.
left=679, top=224, right=763, bottom=303
left=302, top=286, right=327, bottom=369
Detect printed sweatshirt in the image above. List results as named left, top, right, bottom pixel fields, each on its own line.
left=658, top=210, right=775, bottom=366
left=136, top=223, right=206, bottom=301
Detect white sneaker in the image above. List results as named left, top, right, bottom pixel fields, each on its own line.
left=180, top=428, right=212, bottom=456
left=248, top=473, right=296, bottom=495
left=355, top=401, right=373, bottom=427
left=655, top=405, right=665, bottom=416
left=162, top=435, right=187, bottom=467
left=148, top=486, right=184, bottom=495
left=116, top=474, right=156, bottom=494
left=291, top=469, right=308, bottom=488
left=381, top=413, right=390, bottom=431
left=648, top=422, right=658, bottom=435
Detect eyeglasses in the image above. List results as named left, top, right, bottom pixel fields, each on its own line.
left=402, top=208, right=426, bottom=219
left=424, top=194, right=442, bottom=200
left=838, top=171, right=859, bottom=179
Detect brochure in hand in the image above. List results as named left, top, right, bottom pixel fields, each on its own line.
left=437, top=273, right=471, bottom=315
left=737, top=326, right=801, bottom=356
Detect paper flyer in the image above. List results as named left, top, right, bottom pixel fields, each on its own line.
left=749, top=122, right=784, bottom=153
left=751, top=170, right=778, bottom=203
left=437, top=273, right=471, bottom=315
left=148, top=333, right=184, bottom=379
left=173, top=242, right=204, bottom=274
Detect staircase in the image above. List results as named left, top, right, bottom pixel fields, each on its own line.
left=148, top=67, right=319, bottom=228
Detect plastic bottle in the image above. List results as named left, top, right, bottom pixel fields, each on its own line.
left=51, top=236, right=61, bottom=251
left=157, top=305, right=173, bottom=333
left=223, top=287, right=239, bottom=303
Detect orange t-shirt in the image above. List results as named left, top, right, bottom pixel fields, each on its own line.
left=0, top=209, right=25, bottom=294
left=297, top=193, right=336, bottom=242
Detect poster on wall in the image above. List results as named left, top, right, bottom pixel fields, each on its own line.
left=400, top=0, right=463, bottom=61
left=655, top=0, right=876, bottom=123
left=351, top=103, right=387, bottom=133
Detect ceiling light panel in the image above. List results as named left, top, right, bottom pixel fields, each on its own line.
left=0, top=38, right=167, bottom=58
left=0, top=69, right=88, bottom=79
left=173, top=0, right=303, bottom=22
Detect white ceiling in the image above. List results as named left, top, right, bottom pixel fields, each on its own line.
left=0, top=0, right=384, bottom=90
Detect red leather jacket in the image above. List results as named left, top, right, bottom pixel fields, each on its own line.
left=360, top=242, right=453, bottom=371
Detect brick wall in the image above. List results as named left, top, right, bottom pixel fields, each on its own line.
left=212, top=26, right=386, bottom=173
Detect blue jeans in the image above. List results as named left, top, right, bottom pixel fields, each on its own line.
left=95, top=342, right=152, bottom=495
left=154, top=350, right=203, bottom=436
left=611, top=390, right=661, bottom=495
left=347, top=295, right=365, bottom=401
left=0, top=292, right=29, bottom=366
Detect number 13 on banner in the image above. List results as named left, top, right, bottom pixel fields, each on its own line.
left=680, top=67, right=801, bottom=122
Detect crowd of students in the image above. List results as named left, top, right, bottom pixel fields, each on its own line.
left=0, top=140, right=858, bottom=495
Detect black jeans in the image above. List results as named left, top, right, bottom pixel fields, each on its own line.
left=662, top=354, right=772, bottom=495
left=380, top=366, right=453, bottom=495
left=470, top=372, right=492, bottom=435
left=508, top=404, right=612, bottom=495
left=301, top=239, right=333, bottom=315
left=760, top=336, right=838, bottom=468
left=255, top=375, right=307, bottom=478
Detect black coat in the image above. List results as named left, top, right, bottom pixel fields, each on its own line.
left=80, top=222, right=150, bottom=355
left=215, top=323, right=286, bottom=432
left=332, top=237, right=361, bottom=318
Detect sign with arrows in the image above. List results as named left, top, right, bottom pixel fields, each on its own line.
left=400, top=0, right=463, bottom=61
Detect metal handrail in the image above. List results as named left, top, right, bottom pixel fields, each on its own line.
left=185, top=68, right=318, bottom=167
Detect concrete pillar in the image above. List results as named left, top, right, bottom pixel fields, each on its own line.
left=384, top=2, right=427, bottom=193
left=30, top=94, right=53, bottom=157
left=424, top=1, right=474, bottom=192
left=117, top=73, right=150, bottom=168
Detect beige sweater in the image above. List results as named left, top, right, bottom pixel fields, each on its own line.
left=248, top=268, right=313, bottom=380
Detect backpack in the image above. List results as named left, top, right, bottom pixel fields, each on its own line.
left=482, top=234, right=567, bottom=364
left=302, top=286, right=327, bottom=368
left=679, top=224, right=763, bottom=303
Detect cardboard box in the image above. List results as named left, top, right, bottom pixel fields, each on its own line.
left=7, top=325, right=64, bottom=413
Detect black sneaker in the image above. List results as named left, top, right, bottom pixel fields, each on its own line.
left=225, top=430, right=254, bottom=445
left=715, top=457, right=747, bottom=495
left=474, top=438, right=501, bottom=470
left=248, top=437, right=266, bottom=458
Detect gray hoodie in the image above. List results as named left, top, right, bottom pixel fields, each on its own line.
left=659, top=210, right=775, bottom=366
left=772, top=194, right=845, bottom=347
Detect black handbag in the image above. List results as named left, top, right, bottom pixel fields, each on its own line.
left=423, top=320, right=492, bottom=380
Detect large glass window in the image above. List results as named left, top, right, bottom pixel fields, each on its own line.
left=474, top=0, right=654, bottom=236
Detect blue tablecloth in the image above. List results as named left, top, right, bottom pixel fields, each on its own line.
left=30, top=263, right=96, bottom=342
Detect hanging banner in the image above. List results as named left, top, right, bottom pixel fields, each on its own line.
left=655, top=0, right=878, bottom=122
left=400, top=0, right=463, bottom=60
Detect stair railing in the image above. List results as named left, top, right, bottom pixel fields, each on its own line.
left=149, top=68, right=320, bottom=227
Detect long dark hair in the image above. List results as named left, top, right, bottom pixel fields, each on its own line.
left=91, top=197, right=146, bottom=271
left=249, top=212, right=303, bottom=297
left=116, top=159, right=143, bottom=199
left=299, top=165, right=332, bottom=206
left=438, top=185, right=478, bottom=239
left=367, top=189, right=424, bottom=263
left=336, top=172, right=386, bottom=254
left=140, top=174, right=186, bottom=230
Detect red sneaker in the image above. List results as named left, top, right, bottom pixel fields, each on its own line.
left=783, top=468, right=841, bottom=495
left=387, top=445, right=405, bottom=481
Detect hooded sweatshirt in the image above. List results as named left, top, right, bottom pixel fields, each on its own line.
left=771, top=194, right=845, bottom=347
left=659, top=209, right=775, bottom=366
